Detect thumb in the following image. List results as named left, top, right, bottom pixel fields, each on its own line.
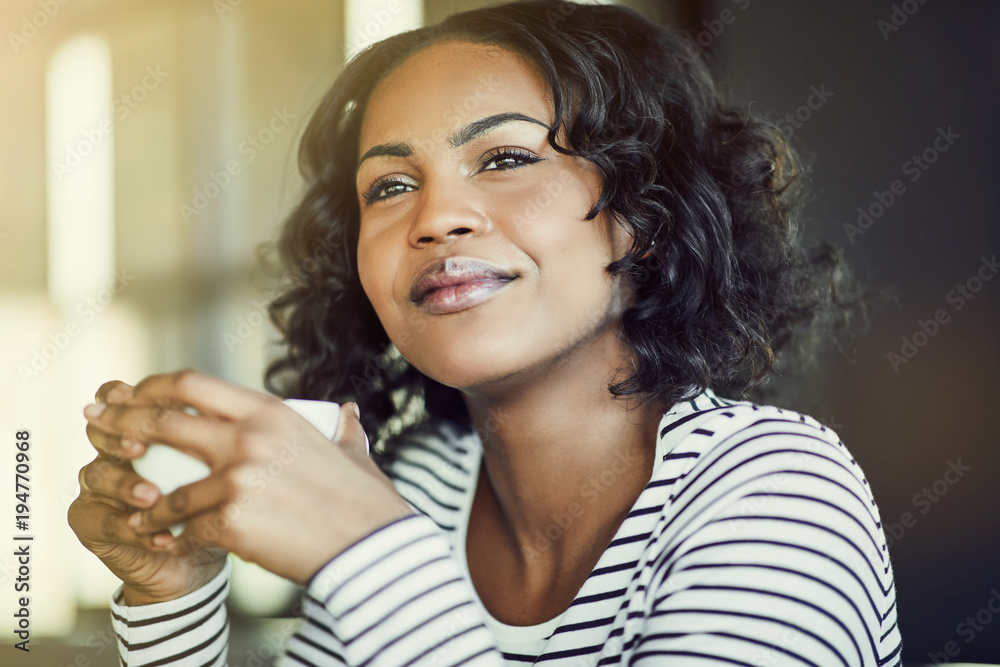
left=336, top=402, right=370, bottom=455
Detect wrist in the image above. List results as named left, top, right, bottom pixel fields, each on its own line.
left=121, top=584, right=178, bottom=607
left=121, top=559, right=227, bottom=607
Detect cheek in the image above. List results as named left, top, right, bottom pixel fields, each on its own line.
left=356, top=241, right=394, bottom=316
left=507, top=169, right=586, bottom=226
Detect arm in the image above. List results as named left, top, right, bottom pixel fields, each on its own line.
left=109, top=558, right=231, bottom=667
left=84, top=370, right=504, bottom=666
left=82, top=371, right=503, bottom=666
left=631, top=419, right=902, bottom=666
left=70, top=378, right=229, bottom=666
left=279, top=514, right=505, bottom=667
left=106, top=513, right=504, bottom=667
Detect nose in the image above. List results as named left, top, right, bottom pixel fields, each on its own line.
left=407, top=176, right=489, bottom=248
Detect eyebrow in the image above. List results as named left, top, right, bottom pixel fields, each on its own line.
left=355, top=112, right=550, bottom=178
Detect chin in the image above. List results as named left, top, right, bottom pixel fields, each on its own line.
left=402, top=336, right=526, bottom=393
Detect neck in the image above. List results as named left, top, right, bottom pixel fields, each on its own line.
left=460, top=325, right=671, bottom=579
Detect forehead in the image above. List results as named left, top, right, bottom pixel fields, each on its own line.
left=358, top=40, right=554, bottom=153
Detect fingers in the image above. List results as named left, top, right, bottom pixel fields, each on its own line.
left=95, top=380, right=135, bottom=405
left=88, top=381, right=144, bottom=459
left=127, top=473, right=230, bottom=538
left=131, top=368, right=268, bottom=422
left=68, top=494, right=174, bottom=552
left=78, top=455, right=161, bottom=508
left=85, top=421, right=147, bottom=461
left=83, top=400, right=234, bottom=468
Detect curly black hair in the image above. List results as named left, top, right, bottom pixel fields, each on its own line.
left=258, top=0, right=867, bottom=452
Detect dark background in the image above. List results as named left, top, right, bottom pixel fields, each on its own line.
left=623, top=0, right=1000, bottom=663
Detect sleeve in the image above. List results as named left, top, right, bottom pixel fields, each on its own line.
left=278, top=513, right=505, bottom=667
left=109, top=557, right=231, bottom=666
left=632, top=415, right=903, bottom=666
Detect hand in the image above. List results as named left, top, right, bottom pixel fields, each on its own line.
left=68, top=380, right=227, bottom=606
left=80, top=369, right=416, bottom=584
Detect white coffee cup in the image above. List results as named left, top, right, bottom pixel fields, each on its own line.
left=131, top=398, right=355, bottom=536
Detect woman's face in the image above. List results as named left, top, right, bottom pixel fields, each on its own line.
left=355, top=39, right=634, bottom=393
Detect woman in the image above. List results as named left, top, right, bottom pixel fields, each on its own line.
left=70, top=1, right=902, bottom=664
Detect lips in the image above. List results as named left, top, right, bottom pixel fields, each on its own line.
left=409, top=257, right=517, bottom=314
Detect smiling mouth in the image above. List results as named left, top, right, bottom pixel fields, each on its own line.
left=414, top=277, right=517, bottom=315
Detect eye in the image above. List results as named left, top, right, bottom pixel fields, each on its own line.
left=361, top=175, right=414, bottom=205
left=480, top=147, right=542, bottom=172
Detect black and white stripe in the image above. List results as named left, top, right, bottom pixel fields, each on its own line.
left=110, top=558, right=230, bottom=666
left=110, top=387, right=902, bottom=666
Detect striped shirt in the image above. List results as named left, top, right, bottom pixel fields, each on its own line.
left=109, top=387, right=903, bottom=666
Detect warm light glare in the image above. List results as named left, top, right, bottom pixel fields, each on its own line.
left=344, top=0, right=423, bottom=62
left=46, top=34, right=115, bottom=309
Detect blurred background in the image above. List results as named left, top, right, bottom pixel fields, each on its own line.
left=0, top=0, right=997, bottom=665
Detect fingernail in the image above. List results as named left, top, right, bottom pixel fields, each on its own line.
left=133, top=483, right=158, bottom=504
left=153, top=532, right=173, bottom=547
left=128, top=512, right=142, bottom=528
left=84, top=403, right=107, bottom=418
left=122, top=436, right=143, bottom=451
left=352, top=403, right=360, bottom=418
